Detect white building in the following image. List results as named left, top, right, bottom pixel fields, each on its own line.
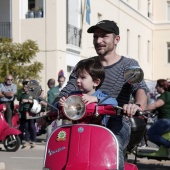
left=0, top=0, right=170, bottom=93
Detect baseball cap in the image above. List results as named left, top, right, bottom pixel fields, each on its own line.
left=87, top=20, right=119, bottom=35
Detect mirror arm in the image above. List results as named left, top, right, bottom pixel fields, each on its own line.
left=124, top=73, right=135, bottom=84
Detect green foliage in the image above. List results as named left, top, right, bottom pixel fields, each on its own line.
left=0, top=37, right=43, bottom=86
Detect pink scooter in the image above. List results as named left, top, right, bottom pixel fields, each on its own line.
left=0, top=104, right=21, bottom=152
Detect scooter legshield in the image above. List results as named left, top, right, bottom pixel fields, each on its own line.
left=43, top=124, right=119, bottom=170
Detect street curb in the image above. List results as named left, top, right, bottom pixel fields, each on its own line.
left=0, top=162, right=5, bottom=170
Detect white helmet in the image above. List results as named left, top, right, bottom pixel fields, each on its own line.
left=30, top=99, right=41, bottom=114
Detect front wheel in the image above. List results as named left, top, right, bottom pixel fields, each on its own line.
left=3, top=135, right=21, bottom=152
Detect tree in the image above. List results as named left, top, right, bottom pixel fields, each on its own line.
left=0, top=37, right=43, bottom=85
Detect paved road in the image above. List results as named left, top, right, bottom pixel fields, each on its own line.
left=0, top=135, right=46, bottom=170
left=1, top=134, right=170, bottom=170
left=128, top=155, right=170, bottom=170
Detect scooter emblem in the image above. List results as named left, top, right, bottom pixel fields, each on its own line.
left=78, top=127, right=84, bottom=133
left=56, top=130, right=66, bottom=141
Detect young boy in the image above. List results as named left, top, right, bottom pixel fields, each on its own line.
left=59, top=58, right=118, bottom=124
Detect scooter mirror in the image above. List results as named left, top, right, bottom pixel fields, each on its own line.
left=124, top=66, right=144, bottom=84
left=27, top=80, right=42, bottom=98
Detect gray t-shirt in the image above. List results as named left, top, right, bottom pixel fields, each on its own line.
left=59, top=56, right=147, bottom=107
left=0, top=83, right=17, bottom=102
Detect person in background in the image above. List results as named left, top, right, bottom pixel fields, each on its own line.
left=56, top=75, right=66, bottom=91
left=55, top=20, right=147, bottom=170
left=19, top=81, right=36, bottom=148
left=59, top=58, right=118, bottom=126
left=41, top=79, right=60, bottom=139
left=146, top=79, right=170, bottom=157
left=0, top=74, right=17, bottom=126
left=17, top=78, right=30, bottom=142
left=47, top=79, right=60, bottom=106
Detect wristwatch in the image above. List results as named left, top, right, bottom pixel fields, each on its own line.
left=135, top=104, right=143, bottom=111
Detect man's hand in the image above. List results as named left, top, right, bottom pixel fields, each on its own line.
left=123, top=103, right=142, bottom=117
left=81, top=94, right=98, bottom=105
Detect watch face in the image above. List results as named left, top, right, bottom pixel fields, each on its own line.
left=135, top=104, right=141, bottom=107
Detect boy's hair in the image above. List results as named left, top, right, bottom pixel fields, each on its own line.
left=75, top=57, right=105, bottom=88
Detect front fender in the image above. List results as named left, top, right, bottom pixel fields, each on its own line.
left=0, top=127, right=21, bottom=140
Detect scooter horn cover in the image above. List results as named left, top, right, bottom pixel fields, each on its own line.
left=30, top=99, right=41, bottom=114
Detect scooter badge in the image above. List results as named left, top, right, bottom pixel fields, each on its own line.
left=78, top=127, right=84, bottom=133
left=56, top=130, right=66, bottom=141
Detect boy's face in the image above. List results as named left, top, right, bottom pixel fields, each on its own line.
left=76, top=70, right=98, bottom=95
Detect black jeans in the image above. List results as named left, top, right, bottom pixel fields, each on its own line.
left=20, top=115, right=36, bottom=143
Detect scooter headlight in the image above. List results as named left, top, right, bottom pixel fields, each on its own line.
left=63, top=95, right=86, bottom=120
left=0, top=104, right=6, bottom=112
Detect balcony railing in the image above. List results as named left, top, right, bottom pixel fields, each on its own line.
left=67, top=24, right=82, bottom=47
left=0, top=22, right=11, bottom=38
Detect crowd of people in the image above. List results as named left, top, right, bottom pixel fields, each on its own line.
left=0, top=74, right=66, bottom=149
left=0, top=19, right=170, bottom=169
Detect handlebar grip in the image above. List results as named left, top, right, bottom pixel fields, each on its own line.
left=134, top=110, right=143, bottom=116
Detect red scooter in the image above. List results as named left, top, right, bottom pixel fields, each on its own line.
left=26, top=66, right=145, bottom=170
left=43, top=95, right=139, bottom=170
left=0, top=104, right=21, bottom=152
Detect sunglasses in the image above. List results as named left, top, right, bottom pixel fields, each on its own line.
left=7, top=79, right=13, bottom=81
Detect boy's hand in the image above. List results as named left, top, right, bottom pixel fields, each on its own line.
left=81, top=94, right=98, bottom=105
left=59, top=97, right=66, bottom=107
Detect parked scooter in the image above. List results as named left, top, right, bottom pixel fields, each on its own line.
left=130, top=110, right=170, bottom=163
left=0, top=104, right=21, bottom=152
left=26, top=66, right=146, bottom=170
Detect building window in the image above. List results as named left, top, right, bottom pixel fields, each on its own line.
left=167, top=1, right=170, bottom=21
left=28, top=0, right=35, bottom=10
left=26, top=0, right=44, bottom=18
left=168, top=42, right=170, bottom=63
left=127, top=29, right=130, bottom=55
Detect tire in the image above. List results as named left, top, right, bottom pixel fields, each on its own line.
left=3, top=135, right=21, bottom=152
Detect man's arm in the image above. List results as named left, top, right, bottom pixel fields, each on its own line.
left=123, top=88, right=147, bottom=117
left=134, top=89, right=147, bottom=110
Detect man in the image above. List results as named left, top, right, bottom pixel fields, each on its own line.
left=0, top=74, right=17, bottom=126
left=47, top=79, right=60, bottom=105
left=56, top=75, right=66, bottom=91
left=55, top=20, right=147, bottom=169
left=45, top=79, right=60, bottom=139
